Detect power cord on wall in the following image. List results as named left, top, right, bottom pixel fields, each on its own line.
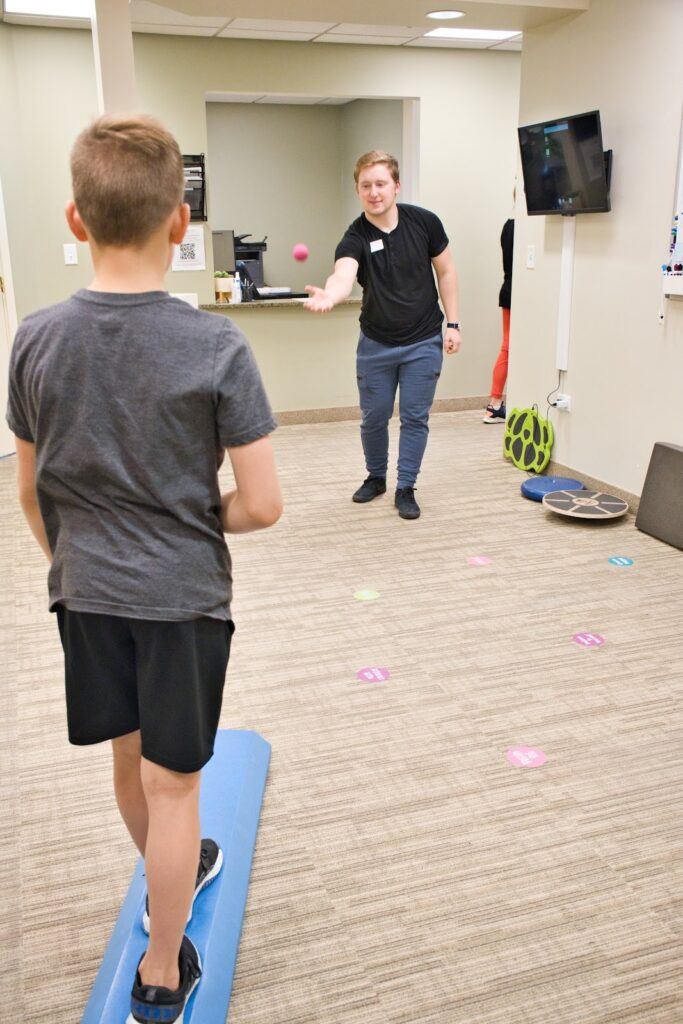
left=546, top=369, right=564, bottom=420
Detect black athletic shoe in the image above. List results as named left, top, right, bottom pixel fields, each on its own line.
left=483, top=402, right=506, bottom=424
left=352, top=475, right=387, bottom=503
left=395, top=487, right=421, bottom=520
left=142, top=839, right=223, bottom=935
left=128, top=935, right=202, bottom=1024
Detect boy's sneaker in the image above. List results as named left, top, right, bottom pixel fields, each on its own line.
left=142, top=839, right=223, bottom=935
left=352, top=475, right=387, bottom=503
left=128, top=934, right=202, bottom=1024
left=483, top=403, right=506, bottom=424
left=395, top=487, right=421, bottom=520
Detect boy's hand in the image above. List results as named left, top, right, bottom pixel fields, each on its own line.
left=221, top=436, right=283, bottom=534
left=15, top=437, right=53, bottom=562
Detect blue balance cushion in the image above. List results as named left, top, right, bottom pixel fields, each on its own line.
left=521, top=476, right=585, bottom=502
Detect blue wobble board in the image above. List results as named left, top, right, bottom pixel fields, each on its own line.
left=81, top=729, right=271, bottom=1024
left=521, top=475, right=584, bottom=502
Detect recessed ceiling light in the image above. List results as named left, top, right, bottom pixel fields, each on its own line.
left=426, top=10, right=465, bottom=18
left=4, top=0, right=92, bottom=15
left=426, top=27, right=519, bottom=40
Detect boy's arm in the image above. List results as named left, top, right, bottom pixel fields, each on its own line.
left=304, top=257, right=358, bottom=313
left=15, top=437, right=52, bottom=562
left=220, top=435, right=283, bottom=534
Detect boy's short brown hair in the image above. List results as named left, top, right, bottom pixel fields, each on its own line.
left=70, top=114, right=185, bottom=247
left=353, top=150, right=400, bottom=185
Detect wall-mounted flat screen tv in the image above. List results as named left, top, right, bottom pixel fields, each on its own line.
left=518, top=110, right=611, bottom=215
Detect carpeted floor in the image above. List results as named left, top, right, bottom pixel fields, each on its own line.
left=2, top=411, right=682, bottom=1023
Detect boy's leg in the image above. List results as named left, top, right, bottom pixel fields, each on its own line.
left=112, top=730, right=148, bottom=856
left=397, top=335, right=443, bottom=489
left=138, top=758, right=201, bottom=991
left=131, top=616, right=232, bottom=990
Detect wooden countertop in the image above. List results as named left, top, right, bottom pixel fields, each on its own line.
left=201, top=297, right=361, bottom=311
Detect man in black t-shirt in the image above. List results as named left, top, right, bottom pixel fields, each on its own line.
left=305, top=150, right=461, bottom=520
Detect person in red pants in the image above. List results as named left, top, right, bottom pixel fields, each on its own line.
left=483, top=216, right=514, bottom=423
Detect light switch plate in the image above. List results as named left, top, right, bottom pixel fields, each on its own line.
left=63, top=243, right=78, bottom=266
left=526, top=245, right=535, bottom=270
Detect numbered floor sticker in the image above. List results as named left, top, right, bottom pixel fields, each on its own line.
left=571, top=632, right=605, bottom=648
left=506, top=747, right=548, bottom=768
left=356, top=667, right=390, bottom=683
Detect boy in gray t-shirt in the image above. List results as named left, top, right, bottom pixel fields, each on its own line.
left=6, top=114, right=282, bottom=1022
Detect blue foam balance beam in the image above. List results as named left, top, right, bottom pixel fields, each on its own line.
left=81, top=729, right=271, bottom=1023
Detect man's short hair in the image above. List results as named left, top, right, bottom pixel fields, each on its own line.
left=70, top=114, right=185, bottom=247
left=354, top=150, right=400, bottom=185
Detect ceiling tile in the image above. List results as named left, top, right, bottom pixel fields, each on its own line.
left=228, top=18, right=335, bottom=33
left=407, top=36, right=490, bottom=48
left=327, top=23, right=423, bottom=38
left=133, top=23, right=220, bottom=36
left=316, top=34, right=410, bottom=46
left=3, top=14, right=89, bottom=27
left=129, top=1, right=227, bottom=28
left=489, top=37, right=523, bottom=50
left=217, top=28, right=317, bottom=41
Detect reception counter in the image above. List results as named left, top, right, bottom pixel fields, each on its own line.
left=201, top=298, right=363, bottom=420
left=200, top=297, right=483, bottom=421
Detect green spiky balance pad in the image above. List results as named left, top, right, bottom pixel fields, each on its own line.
left=504, top=407, right=554, bottom=474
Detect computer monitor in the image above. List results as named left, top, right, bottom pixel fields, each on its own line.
left=518, top=111, right=611, bottom=215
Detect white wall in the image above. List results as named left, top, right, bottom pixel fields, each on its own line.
left=0, top=24, right=520, bottom=407
left=206, top=101, right=345, bottom=289
left=339, top=99, right=404, bottom=230
left=509, top=0, right=683, bottom=495
left=205, top=98, right=403, bottom=290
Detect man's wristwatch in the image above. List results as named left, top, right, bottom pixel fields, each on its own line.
left=447, top=322, right=461, bottom=331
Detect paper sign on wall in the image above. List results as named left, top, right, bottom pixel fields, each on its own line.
left=172, top=225, right=206, bottom=272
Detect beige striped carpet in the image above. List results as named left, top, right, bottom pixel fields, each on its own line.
left=2, top=410, right=682, bottom=1023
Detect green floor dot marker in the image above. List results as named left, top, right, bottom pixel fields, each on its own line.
left=354, top=588, right=379, bottom=601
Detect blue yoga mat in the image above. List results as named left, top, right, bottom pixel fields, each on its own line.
left=81, top=729, right=271, bottom=1023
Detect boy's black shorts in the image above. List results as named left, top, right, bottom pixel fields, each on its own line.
left=56, top=605, right=234, bottom=773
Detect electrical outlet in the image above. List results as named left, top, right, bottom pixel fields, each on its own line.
left=555, top=394, right=571, bottom=411
left=526, top=244, right=535, bottom=269
left=63, top=243, right=78, bottom=266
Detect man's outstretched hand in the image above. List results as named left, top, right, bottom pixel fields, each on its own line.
left=304, top=286, right=335, bottom=313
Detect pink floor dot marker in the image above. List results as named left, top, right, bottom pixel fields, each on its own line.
left=506, top=746, right=548, bottom=768
left=571, top=631, right=605, bottom=648
left=467, top=556, right=492, bottom=566
left=356, top=667, right=390, bottom=683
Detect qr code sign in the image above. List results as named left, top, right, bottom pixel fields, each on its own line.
left=178, top=241, right=197, bottom=263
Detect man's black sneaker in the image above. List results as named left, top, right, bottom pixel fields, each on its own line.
left=142, top=839, right=223, bottom=935
left=352, top=475, right=387, bottom=503
left=128, top=935, right=202, bottom=1024
left=395, top=487, right=421, bottom=520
